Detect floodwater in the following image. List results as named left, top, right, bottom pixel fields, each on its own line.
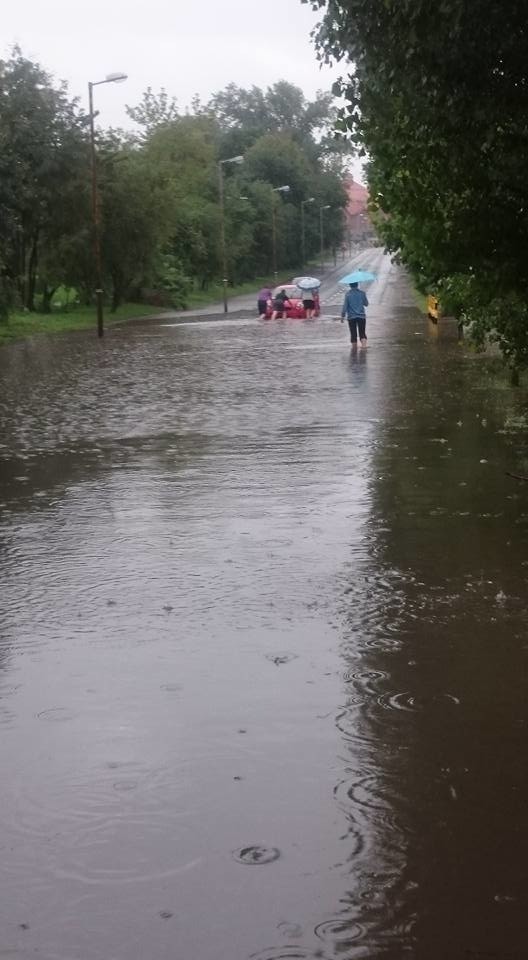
left=1, top=253, right=528, bottom=960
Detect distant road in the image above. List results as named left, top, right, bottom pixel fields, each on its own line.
left=163, top=246, right=387, bottom=319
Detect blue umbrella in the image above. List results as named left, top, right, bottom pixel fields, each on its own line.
left=339, top=270, right=377, bottom=284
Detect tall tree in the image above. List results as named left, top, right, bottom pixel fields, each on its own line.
left=0, top=47, right=88, bottom=311
left=306, top=0, right=528, bottom=368
left=0, top=62, right=350, bottom=320
left=125, top=87, right=180, bottom=136
left=141, top=115, right=222, bottom=288
left=208, top=81, right=336, bottom=150
left=98, top=137, right=176, bottom=310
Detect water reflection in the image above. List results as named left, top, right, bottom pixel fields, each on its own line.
left=1, top=259, right=528, bottom=959
left=330, top=332, right=528, bottom=958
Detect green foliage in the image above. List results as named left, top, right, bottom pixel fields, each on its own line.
left=0, top=51, right=349, bottom=325
left=0, top=47, right=89, bottom=312
left=207, top=81, right=335, bottom=148
left=306, top=0, right=528, bottom=368
left=140, top=116, right=222, bottom=289
left=98, top=142, right=175, bottom=310
left=245, top=134, right=312, bottom=199
left=154, top=254, right=189, bottom=308
left=125, top=87, right=179, bottom=135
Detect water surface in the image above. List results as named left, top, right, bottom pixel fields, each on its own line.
left=1, top=254, right=528, bottom=959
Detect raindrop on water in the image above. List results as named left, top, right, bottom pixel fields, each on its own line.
left=314, top=918, right=364, bottom=944
left=277, top=921, right=303, bottom=939
left=265, top=653, right=298, bottom=666
left=113, top=779, right=138, bottom=792
left=233, top=845, right=280, bottom=865
left=36, top=708, right=77, bottom=723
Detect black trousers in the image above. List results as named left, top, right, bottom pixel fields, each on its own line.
left=347, top=317, right=366, bottom=342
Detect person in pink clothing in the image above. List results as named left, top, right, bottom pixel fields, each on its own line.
left=257, top=287, right=272, bottom=318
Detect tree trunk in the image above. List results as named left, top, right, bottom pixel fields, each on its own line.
left=27, top=231, right=39, bottom=311
left=18, top=234, right=26, bottom=307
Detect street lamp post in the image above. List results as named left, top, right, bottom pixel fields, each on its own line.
left=300, top=197, right=315, bottom=272
left=88, top=72, right=127, bottom=338
left=271, top=185, right=290, bottom=282
left=339, top=207, right=348, bottom=261
left=319, top=204, right=331, bottom=275
left=218, top=155, right=244, bottom=313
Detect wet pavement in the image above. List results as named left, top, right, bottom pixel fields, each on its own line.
left=1, top=250, right=528, bottom=960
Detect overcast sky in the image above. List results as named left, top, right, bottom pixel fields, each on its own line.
left=4, top=0, right=364, bottom=179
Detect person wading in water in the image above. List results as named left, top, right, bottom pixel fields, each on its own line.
left=341, top=282, right=369, bottom=348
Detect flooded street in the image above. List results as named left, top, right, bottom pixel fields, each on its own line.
left=1, top=251, right=528, bottom=960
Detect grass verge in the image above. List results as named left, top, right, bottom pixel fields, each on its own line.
left=0, top=256, right=335, bottom=343
left=0, top=303, right=168, bottom=345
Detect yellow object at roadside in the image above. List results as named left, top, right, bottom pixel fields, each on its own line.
left=427, top=294, right=440, bottom=321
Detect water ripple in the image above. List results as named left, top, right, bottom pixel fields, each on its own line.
left=342, top=667, right=389, bottom=690
left=233, top=846, right=281, bottom=865
left=314, top=917, right=365, bottom=945
left=248, top=949, right=324, bottom=960
left=36, top=707, right=78, bottom=722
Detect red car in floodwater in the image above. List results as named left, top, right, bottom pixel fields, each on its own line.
left=265, top=283, right=320, bottom=319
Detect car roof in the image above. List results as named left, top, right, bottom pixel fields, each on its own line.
left=272, top=284, right=301, bottom=296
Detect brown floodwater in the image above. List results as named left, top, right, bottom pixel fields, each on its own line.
left=1, top=254, right=528, bottom=960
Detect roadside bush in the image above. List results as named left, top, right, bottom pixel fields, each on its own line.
left=155, top=255, right=190, bottom=309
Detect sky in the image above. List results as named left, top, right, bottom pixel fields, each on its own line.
left=3, top=0, right=364, bottom=180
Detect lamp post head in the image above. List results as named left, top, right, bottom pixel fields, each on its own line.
left=221, top=155, right=244, bottom=166
left=307, top=197, right=315, bottom=203
left=90, top=72, right=128, bottom=89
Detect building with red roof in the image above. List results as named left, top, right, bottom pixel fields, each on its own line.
left=344, top=175, right=372, bottom=237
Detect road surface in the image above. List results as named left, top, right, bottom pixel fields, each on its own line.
left=163, top=247, right=386, bottom=319
left=1, top=250, right=527, bottom=960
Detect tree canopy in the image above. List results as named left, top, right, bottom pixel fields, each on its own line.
left=0, top=54, right=350, bottom=321
left=306, top=0, right=528, bottom=369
